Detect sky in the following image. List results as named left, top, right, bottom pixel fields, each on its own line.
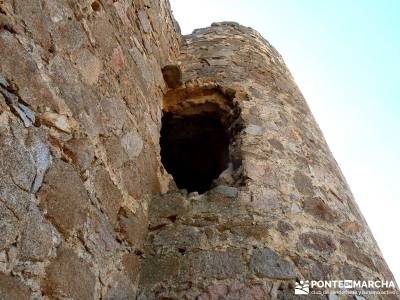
left=169, top=0, right=400, bottom=283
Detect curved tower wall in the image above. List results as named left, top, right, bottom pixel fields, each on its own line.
left=139, top=22, right=398, bottom=299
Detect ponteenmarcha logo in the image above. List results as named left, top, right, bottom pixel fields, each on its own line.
left=295, top=280, right=310, bottom=294
left=293, top=279, right=397, bottom=296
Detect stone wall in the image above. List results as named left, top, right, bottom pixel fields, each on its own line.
left=0, top=2, right=398, bottom=300
left=0, top=0, right=179, bottom=299
left=138, top=22, right=399, bottom=299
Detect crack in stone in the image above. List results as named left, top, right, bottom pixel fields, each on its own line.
left=0, top=77, right=35, bottom=127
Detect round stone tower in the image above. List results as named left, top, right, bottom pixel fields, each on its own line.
left=138, top=22, right=398, bottom=299
left=0, top=0, right=397, bottom=298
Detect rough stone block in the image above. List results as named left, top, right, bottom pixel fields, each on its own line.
left=41, top=246, right=95, bottom=300
left=63, top=137, right=95, bottom=171
left=152, top=225, right=204, bottom=249
left=213, top=185, right=238, bottom=198
left=298, top=232, right=337, bottom=254
left=0, top=272, right=31, bottom=300
left=250, top=247, right=296, bottom=279
left=121, top=130, right=143, bottom=160
left=185, top=249, right=246, bottom=280
left=117, top=207, right=147, bottom=249
left=94, top=168, right=123, bottom=227
left=139, top=255, right=181, bottom=286
left=294, top=170, right=314, bottom=195
left=104, top=272, right=136, bottom=300
left=162, top=65, right=182, bottom=88
left=339, top=238, right=376, bottom=271
left=38, top=160, right=89, bottom=237
left=198, top=281, right=269, bottom=300
left=303, top=197, right=337, bottom=223
left=18, top=205, right=54, bottom=261
left=0, top=202, right=20, bottom=252
left=122, top=252, right=140, bottom=284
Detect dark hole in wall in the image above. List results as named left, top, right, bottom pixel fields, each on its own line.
left=91, top=1, right=101, bottom=11
left=160, top=112, right=230, bottom=193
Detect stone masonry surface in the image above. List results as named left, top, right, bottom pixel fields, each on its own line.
left=0, top=1, right=398, bottom=299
